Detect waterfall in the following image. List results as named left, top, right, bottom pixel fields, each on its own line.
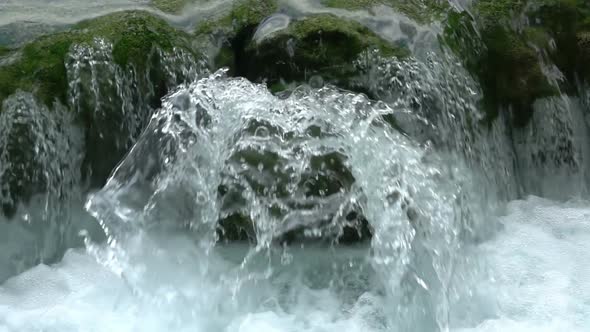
left=2, top=1, right=590, bottom=331
left=0, top=37, right=208, bottom=281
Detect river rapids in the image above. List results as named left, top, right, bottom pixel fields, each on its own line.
left=1, top=1, right=590, bottom=332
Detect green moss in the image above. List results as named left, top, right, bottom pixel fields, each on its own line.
left=75, top=11, right=191, bottom=68
left=442, top=0, right=590, bottom=125
left=475, top=0, right=526, bottom=28
left=0, top=33, right=70, bottom=107
left=194, top=0, right=277, bottom=36
left=0, top=11, right=194, bottom=110
left=523, top=27, right=552, bottom=48
left=0, top=46, right=9, bottom=57
left=193, top=0, right=279, bottom=73
left=232, top=0, right=278, bottom=27
left=240, top=14, right=409, bottom=90
left=482, top=27, right=557, bottom=125
left=321, top=0, right=449, bottom=23
left=151, top=0, right=190, bottom=13
left=195, top=9, right=409, bottom=93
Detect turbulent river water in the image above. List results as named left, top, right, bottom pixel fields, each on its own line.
left=2, top=1, right=590, bottom=332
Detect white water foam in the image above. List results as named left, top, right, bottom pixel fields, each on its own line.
left=1, top=196, right=589, bottom=331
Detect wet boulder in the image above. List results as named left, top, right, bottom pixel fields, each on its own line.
left=196, top=4, right=409, bottom=95
left=319, top=0, right=449, bottom=24
left=442, top=0, right=590, bottom=126
left=0, top=92, right=83, bottom=218
left=239, top=14, right=409, bottom=93
left=216, top=146, right=372, bottom=244
left=151, top=0, right=193, bottom=13
left=0, top=11, right=205, bottom=216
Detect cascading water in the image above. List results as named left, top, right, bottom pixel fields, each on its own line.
left=0, top=37, right=208, bottom=281
left=0, top=68, right=487, bottom=331
left=2, top=1, right=590, bottom=332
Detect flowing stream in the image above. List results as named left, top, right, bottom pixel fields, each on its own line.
left=1, top=1, right=590, bottom=332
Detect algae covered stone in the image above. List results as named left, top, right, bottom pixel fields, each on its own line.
left=193, top=0, right=408, bottom=94
left=320, top=0, right=449, bottom=23
left=192, top=0, right=278, bottom=66
left=242, top=14, right=408, bottom=90
left=442, top=0, right=590, bottom=126
left=0, top=11, right=198, bottom=109
left=0, top=10, right=206, bottom=213
left=194, top=0, right=278, bottom=36
left=151, top=0, right=192, bottom=13
left=202, top=12, right=409, bottom=94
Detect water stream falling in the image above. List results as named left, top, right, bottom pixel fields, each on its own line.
left=1, top=1, right=590, bottom=332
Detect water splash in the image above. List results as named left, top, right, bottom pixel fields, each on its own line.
left=85, top=69, right=486, bottom=330
left=66, top=37, right=208, bottom=185
left=0, top=37, right=208, bottom=282
left=355, top=50, right=518, bottom=203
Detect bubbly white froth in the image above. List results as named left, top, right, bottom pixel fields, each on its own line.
left=1, top=196, right=589, bottom=331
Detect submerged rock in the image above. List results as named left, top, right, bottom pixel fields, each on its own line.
left=240, top=14, right=409, bottom=93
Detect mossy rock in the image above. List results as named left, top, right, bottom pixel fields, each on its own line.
left=528, top=0, right=590, bottom=81
left=212, top=125, right=365, bottom=244
left=0, top=11, right=204, bottom=215
left=442, top=0, right=590, bottom=126
left=194, top=0, right=278, bottom=36
left=481, top=26, right=557, bottom=125
left=320, top=0, right=449, bottom=24
left=151, top=0, right=191, bottom=13
left=475, top=0, right=526, bottom=28
left=0, top=11, right=196, bottom=110
left=221, top=13, right=409, bottom=93
left=192, top=0, right=278, bottom=68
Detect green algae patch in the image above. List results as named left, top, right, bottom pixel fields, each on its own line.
left=192, top=0, right=278, bottom=69
left=528, top=0, right=589, bottom=81
left=442, top=0, right=590, bottom=126
left=194, top=0, right=278, bottom=36
left=151, top=0, right=191, bottom=13
left=0, top=34, right=72, bottom=108
left=74, top=11, right=193, bottom=68
left=481, top=27, right=557, bottom=126
left=475, top=0, right=526, bottom=28
left=320, top=0, right=449, bottom=23
left=240, top=14, right=409, bottom=90
left=193, top=5, right=410, bottom=94
left=0, top=11, right=195, bottom=110
left=0, top=46, right=10, bottom=57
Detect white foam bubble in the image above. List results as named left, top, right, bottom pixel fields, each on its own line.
left=1, top=198, right=589, bottom=332
left=458, top=196, right=590, bottom=332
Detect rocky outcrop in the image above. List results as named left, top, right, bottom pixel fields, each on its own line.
left=0, top=11, right=206, bottom=216
left=443, top=0, right=590, bottom=126
left=195, top=0, right=408, bottom=95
